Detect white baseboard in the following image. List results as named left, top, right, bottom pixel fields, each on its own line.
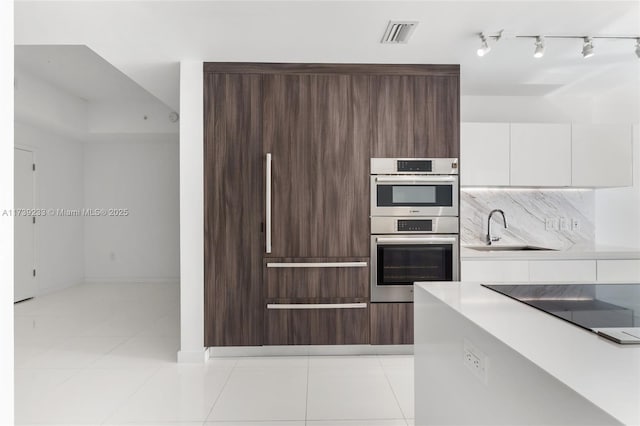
left=177, top=347, right=210, bottom=363
left=208, top=345, right=414, bottom=357
left=84, top=277, right=179, bottom=285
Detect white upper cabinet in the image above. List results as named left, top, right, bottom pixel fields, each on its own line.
left=510, top=123, right=572, bottom=187
left=571, top=124, right=633, bottom=187
left=460, top=123, right=510, bottom=186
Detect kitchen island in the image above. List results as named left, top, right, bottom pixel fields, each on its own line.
left=414, top=282, right=640, bottom=425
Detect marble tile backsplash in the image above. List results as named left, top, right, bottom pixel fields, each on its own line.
left=460, top=189, right=595, bottom=249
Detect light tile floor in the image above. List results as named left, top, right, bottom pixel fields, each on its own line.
left=14, top=283, right=415, bottom=426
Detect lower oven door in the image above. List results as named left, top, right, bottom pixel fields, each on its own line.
left=371, top=234, right=459, bottom=302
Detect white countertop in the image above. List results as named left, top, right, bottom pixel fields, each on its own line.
left=461, top=244, right=640, bottom=260
left=415, top=281, right=640, bottom=425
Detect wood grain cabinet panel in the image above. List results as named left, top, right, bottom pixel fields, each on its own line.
left=414, top=75, right=460, bottom=158
left=370, top=75, right=415, bottom=157
left=370, top=302, right=414, bottom=345
left=265, top=301, right=370, bottom=345
left=263, top=74, right=370, bottom=258
left=265, top=258, right=369, bottom=300
left=204, top=73, right=264, bottom=347
left=204, top=63, right=460, bottom=348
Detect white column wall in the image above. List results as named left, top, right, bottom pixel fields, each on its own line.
left=178, top=61, right=206, bottom=362
left=0, top=0, right=15, bottom=422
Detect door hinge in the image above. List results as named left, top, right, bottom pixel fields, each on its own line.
left=32, top=269, right=36, bottom=277
left=32, top=163, right=36, bottom=171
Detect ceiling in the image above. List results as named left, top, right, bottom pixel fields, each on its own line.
left=15, top=45, right=166, bottom=103
left=14, top=1, right=640, bottom=110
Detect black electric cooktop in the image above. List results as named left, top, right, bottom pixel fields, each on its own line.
left=482, top=283, right=640, bottom=344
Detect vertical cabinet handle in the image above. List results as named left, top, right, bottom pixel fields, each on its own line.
left=266, top=153, right=272, bottom=254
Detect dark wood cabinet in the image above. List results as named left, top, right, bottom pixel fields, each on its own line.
left=370, top=303, right=414, bottom=345
left=204, top=73, right=264, bottom=347
left=263, top=74, right=370, bottom=258
left=204, top=63, right=459, bottom=348
left=371, top=74, right=460, bottom=158
left=265, top=258, right=369, bottom=300
left=265, top=301, right=370, bottom=345
left=413, top=75, right=460, bottom=158
left=370, top=75, right=415, bottom=157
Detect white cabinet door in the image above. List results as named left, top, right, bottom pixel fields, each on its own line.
left=528, top=260, right=596, bottom=282
left=596, top=260, right=640, bottom=282
left=510, top=123, right=571, bottom=186
left=572, top=124, right=633, bottom=187
left=462, top=260, right=529, bottom=282
left=460, top=123, right=510, bottom=186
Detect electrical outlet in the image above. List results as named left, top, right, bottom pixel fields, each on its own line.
left=559, top=217, right=569, bottom=231
left=572, top=218, right=580, bottom=231
left=463, top=339, right=489, bottom=385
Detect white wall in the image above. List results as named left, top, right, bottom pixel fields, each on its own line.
left=461, top=94, right=594, bottom=123
left=178, top=61, right=206, bottom=362
left=88, top=100, right=178, bottom=134
left=84, top=138, right=180, bottom=282
left=15, top=67, right=87, bottom=138
left=0, top=0, right=14, bottom=422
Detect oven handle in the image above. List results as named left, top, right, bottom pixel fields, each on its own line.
left=375, top=236, right=458, bottom=244
left=374, top=176, right=456, bottom=183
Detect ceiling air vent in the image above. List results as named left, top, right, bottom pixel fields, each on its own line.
left=381, top=21, right=418, bottom=44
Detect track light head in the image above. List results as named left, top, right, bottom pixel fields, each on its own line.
left=635, top=38, right=640, bottom=59
left=533, top=36, right=545, bottom=58
left=582, top=37, right=594, bottom=58
left=477, top=33, right=491, bottom=57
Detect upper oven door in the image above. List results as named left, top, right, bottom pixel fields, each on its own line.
left=370, top=175, right=459, bottom=217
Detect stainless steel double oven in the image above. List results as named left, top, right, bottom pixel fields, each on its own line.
left=370, top=158, right=460, bottom=302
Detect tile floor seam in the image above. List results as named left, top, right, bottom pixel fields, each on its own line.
left=98, top=363, right=164, bottom=425
left=83, top=334, right=136, bottom=370
left=380, top=364, right=409, bottom=423
left=202, top=357, right=240, bottom=422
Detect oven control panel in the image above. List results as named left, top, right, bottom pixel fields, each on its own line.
left=371, top=216, right=459, bottom=234
left=397, top=160, right=432, bottom=172
left=397, top=219, right=432, bottom=232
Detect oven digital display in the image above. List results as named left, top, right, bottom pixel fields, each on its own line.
left=397, top=220, right=432, bottom=232
left=392, top=186, right=436, bottom=203
left=397, top=160, right=432, bottom=172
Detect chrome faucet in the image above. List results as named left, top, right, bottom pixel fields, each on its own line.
left=486, top=209, right=508, bottom=245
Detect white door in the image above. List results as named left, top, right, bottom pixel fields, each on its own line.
left=14, top=148, right=36, bottom=302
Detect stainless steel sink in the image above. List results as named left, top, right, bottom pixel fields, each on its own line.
left=465, top=245, right=558, bottom=252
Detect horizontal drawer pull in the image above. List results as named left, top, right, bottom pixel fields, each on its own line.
left=267, top=262, right=368, bottom=268
left=267, top=303, right=367, bottom=310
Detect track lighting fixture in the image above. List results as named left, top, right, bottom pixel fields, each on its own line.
left=582, top=37, right=595, bottom=58
left=533, top=36, right=545, bottom=58
left=477, top=33, right=491, bottom=57
left=476, top=30, right=503, bottom=57
left=476, top=31, right=640, bottom=59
